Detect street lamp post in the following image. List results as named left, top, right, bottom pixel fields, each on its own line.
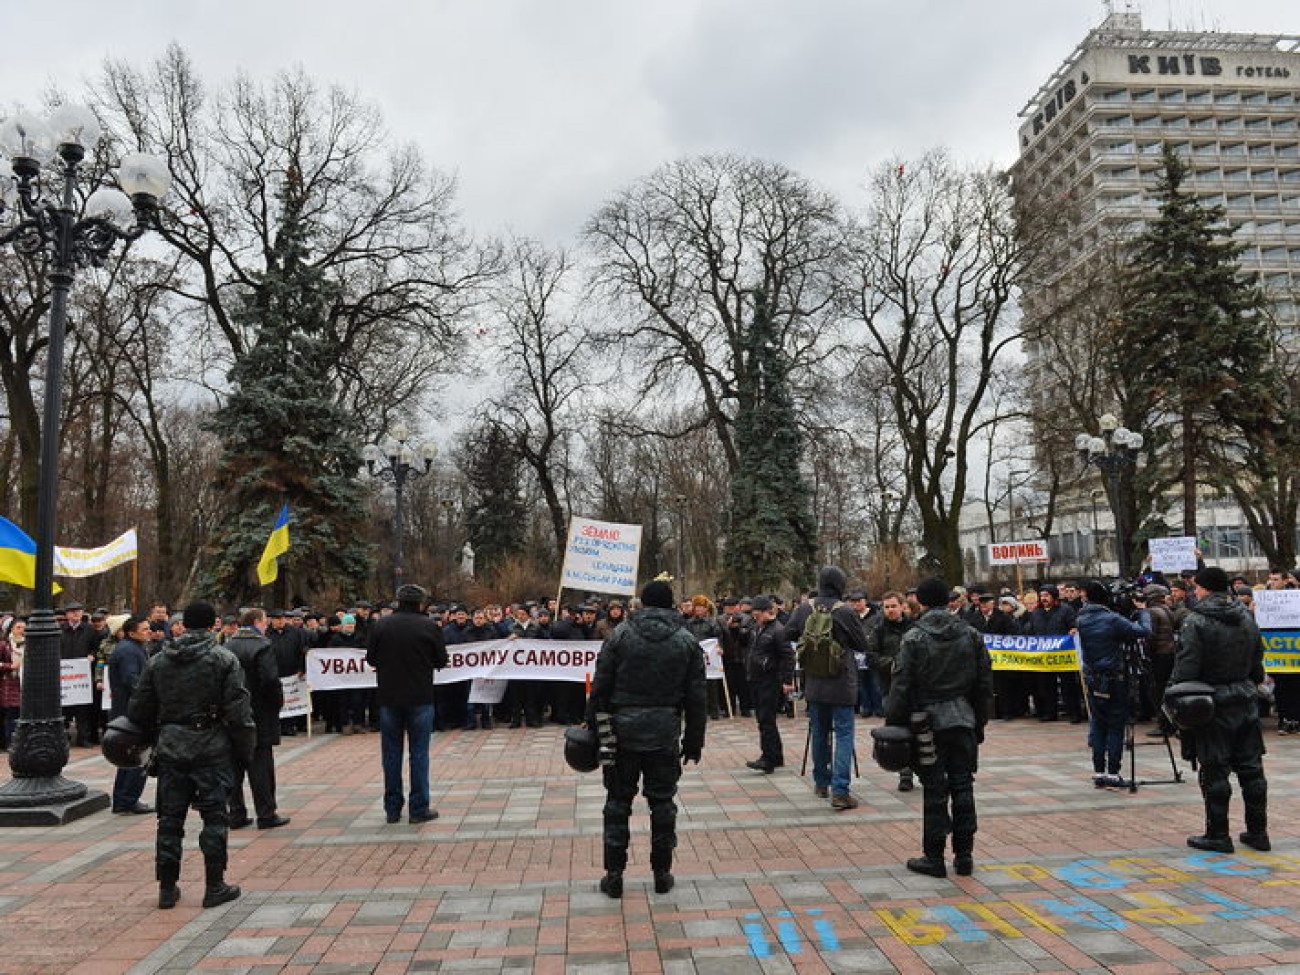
left=0, top=107, right=169, bottom=825
left=363, top=424, right=437, bottom=592
left=1076, top=413, right=1144, bottom=579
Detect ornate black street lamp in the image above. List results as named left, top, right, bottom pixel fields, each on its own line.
left=362, top=423, right=437, bottom=592
left=0, top=107, right=169, bottom=825
left=1076, top=413, right=1144, bottom=579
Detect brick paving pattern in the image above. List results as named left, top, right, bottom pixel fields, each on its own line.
left=0, top=713, right=1296, bottom=973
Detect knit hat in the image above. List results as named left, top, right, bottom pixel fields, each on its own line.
left=1037, top=583, right=1060, bottom=599
left=641, top=580, right=674, bottom=609
left=182, top=601, right=217, bottom=631
left=916, top=578, right=951, bottom=608
left=340, top=614, right=356, bottom=626
left=750, top=595, right=774, bottom=613
left=1194, top=566, right=1230, bottom=592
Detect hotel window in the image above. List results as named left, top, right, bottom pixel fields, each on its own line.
left=1188, top=90, right=1211, bottom=103
left=1214, top=91, right=1240, bottom=104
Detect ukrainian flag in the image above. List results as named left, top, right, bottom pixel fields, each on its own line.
left=0, top=515, right=39, bottom=590
left=256, top=504, right=291, bottom=586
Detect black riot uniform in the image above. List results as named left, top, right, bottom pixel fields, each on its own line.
left=1172, top=568, right=1269, bottom=854
left=586, top=580, right=706, bottom=898
left=128, top=605, right=255, bottom=910
left=885, top=578, right=993, bottom=879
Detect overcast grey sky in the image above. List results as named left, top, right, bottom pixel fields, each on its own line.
left=1, top=0, right=1295, bottom=244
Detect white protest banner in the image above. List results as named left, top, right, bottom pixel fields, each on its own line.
left=988, top=539, right=1049, bottom=565
left=54, top=527, right=138, bottom=578
left=700, top=638, right=725, bottom=681
left=468, top=679, right=509, bottom=704
left=559, top=516, right=643, bottom=596
left=1149, top=536, right=1198, bottom=573
left=439, top=639, right=603, bottom=684
left=280, top=676, right=311, bottom=719
left=308, top=647, right=377, bottom=691
left=1254, top=589, right=1300, bottom=630
left=61, top=658, right=93, bottom=707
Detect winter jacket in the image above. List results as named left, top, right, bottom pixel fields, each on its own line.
left=867, top=615, right=913, bottom=676
left=1075, top=603, right=1150, bottom=675
left=1145, top=601, right=1177, bottom=657
left=366, top=608, right=449, bottom=708
left=745, top=618, right=794, bottom=683
left=969, top=607, right=1019, bottom=637
left=1172, top=592, right=1264, bottom=689
left=0, top=638, right=19, bottom=709
left=107, top=636, right=150, bottom=720
left=784, top=567, right=865, bottom=707
left=225, top=627, right=284, bottom=746
left=1021, top=602, right=1077, bottom=637
left=885, top=608, right=993, bottom=731
left=128, top=630, right=255, bottom=770
left=268, top=623, right=308, bottom=678
left=585, top=606, right=706, bottom=757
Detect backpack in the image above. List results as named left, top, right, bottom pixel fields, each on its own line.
left=797, top=601, right=845, bottom=679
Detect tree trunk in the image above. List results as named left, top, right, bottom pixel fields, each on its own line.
left=1182, top=405, right=1197, bottom=538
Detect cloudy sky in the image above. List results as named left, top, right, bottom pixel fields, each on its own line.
left=1, top=0, right=1295, bottom=245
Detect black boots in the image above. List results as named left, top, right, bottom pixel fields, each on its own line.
left=1239, top=831, right=1272, bottom=852
left=157, top=864, right=180, bottom=910
left=906, top=857, right=947, bottom=878
left=202, top=860, right=241, bottom=909
left=1187, top=834, right=1234, bottom=854
left=654, top=871, right=675, bottom=894
left=599, top=872, right=623, bottom=899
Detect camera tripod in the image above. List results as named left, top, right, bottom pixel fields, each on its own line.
left=1119, top=642, right=1183, bottom=794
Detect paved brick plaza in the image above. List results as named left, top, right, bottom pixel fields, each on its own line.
left=0, top=714, right=1297, bottom=974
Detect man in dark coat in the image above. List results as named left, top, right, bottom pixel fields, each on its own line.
left=868, top=591, right=915, bottom=791
left=1021, top=584, right=1079, bottom=722
left=785, top=566, right=868, bottom=809
left=886, top=578, right=993, bottom=878
left=128, top=602, right=255, bottom=910
left=108, top=615, right=154, bottom=814
left=268, top=610, right=307, bottom=737
left=1076, top=581, right=1151, bottom=788
left=366, top=584, right=448, bottom=824
left=587, top=578, right=706, bottom=899
left=61, top=602, right=99, bottom=746
left=1173, top=566, right=1269, bottom=853
left=744, top=596, right=793, bottom=774
left=225, top=608, right=288, bottom=830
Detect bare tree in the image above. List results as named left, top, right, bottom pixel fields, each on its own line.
left=480, top=238, right=590, bottom=565
left=584, top=154, right=844, bottom=473
left=842, top=152, right=1060, bottom=581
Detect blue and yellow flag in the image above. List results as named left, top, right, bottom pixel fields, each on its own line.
left=0, top=515, right=39, bottom=590
left=256, top=504, right=291, bottom=586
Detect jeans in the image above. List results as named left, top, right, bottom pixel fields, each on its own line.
left=808, top=702, right=855, bottom=794
left=112, top=765, right=148, bottom=810
left=857, top=668, right=883, bottom=715
left=1087, top=680, right=1129, bottom=775
left=380, top=703, right=434, bottom=818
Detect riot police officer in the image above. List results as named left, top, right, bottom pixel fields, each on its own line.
left=128, top=602, right=255, bottom=910
left=885, top=577, right=993, bottom=878
left=1172, top=566, right=1270, bottom=853
left=586, top=578, right=706, bottom=898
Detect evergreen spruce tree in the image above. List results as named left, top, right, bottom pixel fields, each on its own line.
left=724, top=291, right=817, bottom=593
left=1116, top=145, right=1273, bottom=537
left=462, top=422, right=527, bottom=579
left=202, top=173, right=371, bottom=603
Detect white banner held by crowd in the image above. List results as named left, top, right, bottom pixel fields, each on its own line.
left=61, top=658, right=93, bottom=707
left=54, top=528, right=138, bottom=578
left=559, top=517, right=643, bottom=596
left=1255, top=589, right=1300, bottom=630
left=1149, top=536, right=1198, bottom=573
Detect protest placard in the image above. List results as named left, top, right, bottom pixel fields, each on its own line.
left=60, top=658, right=93, bottom=707
left=280, top=676, right=311, bottom=719
left=468, top=679, right=509, bottom=704
left=1254, top=589, right=1300, bottom=630
left=988, top=540, right=1049, bottom=565
left=559, top=517, right=643, bottom=596
left=1149, top=536, right=1198, bottom=573
left=700, top=638, right=725, bottom=681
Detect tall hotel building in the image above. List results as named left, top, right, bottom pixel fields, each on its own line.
left=973, top=10, right=1300, bottom=577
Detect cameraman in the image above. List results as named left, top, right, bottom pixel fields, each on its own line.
left=1075, top=581, right=1150, bottom=788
